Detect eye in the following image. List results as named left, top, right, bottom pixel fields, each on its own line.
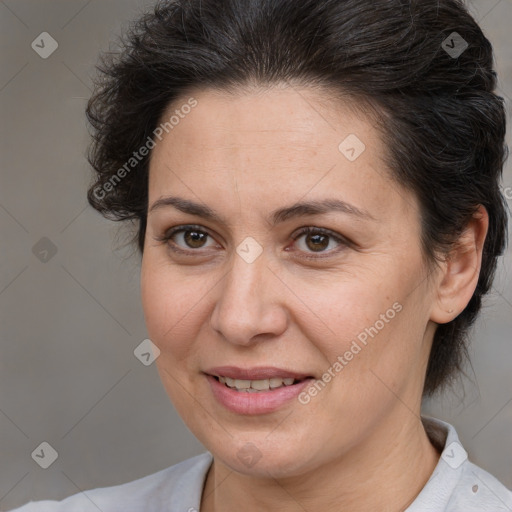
left=291, top=227, right=348, bottom=256
left=155, top=224, right=349, bottom=258
left=155, top=225, right=219, bottom=253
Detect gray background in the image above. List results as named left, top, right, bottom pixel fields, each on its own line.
left=0, top=0, right=511, bottom=509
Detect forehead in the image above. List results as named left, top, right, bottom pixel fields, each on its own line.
left=153, top=86, right=379, bottom=157
left=147, top=86, right=414, bottom=223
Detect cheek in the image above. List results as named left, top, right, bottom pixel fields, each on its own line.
left=141, top=256, right=191, bottom=349
left=296, top=264, right=420, bottom=397
left=140, top=253, right=215, bottom=365
left=297, top=269, right=401, bottom=355
left=140, top=259, right=169, bottom=340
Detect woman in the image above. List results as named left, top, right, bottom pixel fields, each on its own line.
left=9, top=0, right=512, bottom=510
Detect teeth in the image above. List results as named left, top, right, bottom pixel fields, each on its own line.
left=269, top=377, right=284, bottom=388
left=217, top=376, right=299, bottom=391
left=234, top=379, right=251, bottom=389
left=251, top=379, right=270, bottom=391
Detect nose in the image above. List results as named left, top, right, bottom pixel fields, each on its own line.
left=209, top=249, right=288, bottom=346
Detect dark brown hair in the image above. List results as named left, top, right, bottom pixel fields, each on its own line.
left=86, top=0, right=508, bottom=396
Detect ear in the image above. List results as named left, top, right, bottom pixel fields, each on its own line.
left=430, top=205, right=489, bottom=324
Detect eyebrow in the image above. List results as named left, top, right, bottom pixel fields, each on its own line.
left=149, top=196, right=375, bottom=225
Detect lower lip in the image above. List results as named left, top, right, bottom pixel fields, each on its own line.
left=205, top=374, right=313, bottom=415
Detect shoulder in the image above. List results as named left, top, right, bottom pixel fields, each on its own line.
left=6, top=452, right=213, bottom=512
left=446, top=459, right=512, bottom=511
left=407, top=416, right=512, bottom=512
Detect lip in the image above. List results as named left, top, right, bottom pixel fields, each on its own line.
left=204, top=366, right=313, bottom=380
left=204, top=367, right=315, bottom=415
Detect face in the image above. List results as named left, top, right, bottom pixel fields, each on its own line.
left=141, top=85, right=438, bottom=477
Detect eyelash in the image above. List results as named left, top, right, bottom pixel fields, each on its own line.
left=154, top=224, right=349, bottom=258
left=291, top=226, right=348, bottom=259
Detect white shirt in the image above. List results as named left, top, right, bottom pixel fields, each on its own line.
left=7, top=416, right=512, bottom=512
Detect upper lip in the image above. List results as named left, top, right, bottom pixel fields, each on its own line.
left=205, top=366, right=313, bottom=380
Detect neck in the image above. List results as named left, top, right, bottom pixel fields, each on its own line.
left=200, top=411, right=440, bottom=512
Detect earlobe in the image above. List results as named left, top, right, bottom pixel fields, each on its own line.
left=430, top=205, right=489, bottom=324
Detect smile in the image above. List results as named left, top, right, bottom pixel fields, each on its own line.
left=205, top=371, right=315, bottom=415
left=214, top=375, right=305, bottom=392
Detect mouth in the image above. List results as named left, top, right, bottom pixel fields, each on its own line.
left=211, top=374, right=311, bottom=392
left=205, top=371, right=315, bottom=414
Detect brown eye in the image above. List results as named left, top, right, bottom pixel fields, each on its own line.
left=158, top=225, right=218, bottom=252
left=292, top=227, right=347, bottom=256
left=183, top=229, right=208, bottom=248
left=304, top=233, right=330, bottom=252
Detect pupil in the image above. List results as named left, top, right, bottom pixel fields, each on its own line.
left=306, top=233, right=329, bottom=252
left=185, top=230, right=206, bottom=248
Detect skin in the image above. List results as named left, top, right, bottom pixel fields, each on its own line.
left=140, top=84, right=488, bottom=512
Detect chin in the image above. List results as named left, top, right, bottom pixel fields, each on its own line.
left=214, top=439, right=318, bottom=479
